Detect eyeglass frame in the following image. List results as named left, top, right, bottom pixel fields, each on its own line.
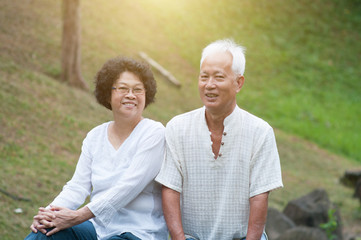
left=111, top=86, right=146, bottom=95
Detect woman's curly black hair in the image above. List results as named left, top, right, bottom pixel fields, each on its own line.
left=94, top=56, right=157, bottom=110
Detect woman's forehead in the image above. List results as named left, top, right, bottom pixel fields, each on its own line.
left=114, top=71, right=143, bottom=85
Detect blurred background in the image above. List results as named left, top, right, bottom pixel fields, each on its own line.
left=0, top=0, right=360, bottom=239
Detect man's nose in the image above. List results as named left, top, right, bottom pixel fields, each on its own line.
left=205, top=77, right=216, bottom=89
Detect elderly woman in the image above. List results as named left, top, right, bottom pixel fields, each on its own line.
left=24, top=57, right=168, bottom=240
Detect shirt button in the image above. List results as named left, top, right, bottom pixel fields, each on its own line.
left=218, top=153, right=222, bottom=157
left=223, top=132, right=227, bottom=136
left=221, top=142, right=224, bottom=145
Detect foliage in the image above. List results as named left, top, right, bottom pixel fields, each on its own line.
left=354, top=206, right=361, bottom=220
left=320, top=209, right=338, bottom=240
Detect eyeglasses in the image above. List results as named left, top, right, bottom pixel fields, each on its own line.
left=111, top=86, right=145, bottom=95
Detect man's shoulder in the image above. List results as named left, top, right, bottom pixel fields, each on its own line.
left=237, top=107, right=272, bottom=130
left=167, top=107, right=203, bottom=127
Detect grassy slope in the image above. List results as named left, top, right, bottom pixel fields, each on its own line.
left=148, top=0, right=361, bottom=162
left=0, top=0, right=360, bottom=239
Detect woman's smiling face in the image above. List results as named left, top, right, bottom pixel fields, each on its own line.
left=110, top=71, right=146, bottom=120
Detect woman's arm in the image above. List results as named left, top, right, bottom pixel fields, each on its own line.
left=43, top=206, right=95, bottom=236
left=29, top=132, right=94, bottom=233
left=49, top=138, right=93, bottom=209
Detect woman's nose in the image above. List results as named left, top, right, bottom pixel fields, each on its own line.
left=125, top=90, right=136, bottom=98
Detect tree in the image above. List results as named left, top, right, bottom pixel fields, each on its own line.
left=61, top=0, right=88, bottom=90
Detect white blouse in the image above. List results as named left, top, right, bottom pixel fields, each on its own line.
left=51, top=119, right=168, bottom=240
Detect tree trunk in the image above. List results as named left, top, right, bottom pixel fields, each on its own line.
left=61, top=0, right=88, bottom=90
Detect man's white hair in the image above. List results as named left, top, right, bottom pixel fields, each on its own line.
left=200, top=39, right=246, bottom=76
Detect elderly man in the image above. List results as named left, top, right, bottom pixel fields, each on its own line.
left=155, top=39, right=283, bottom=240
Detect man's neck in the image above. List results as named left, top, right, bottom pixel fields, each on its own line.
left=204, top=104, right=236, bottom=132
left=205, top=112, right=225, bottom=134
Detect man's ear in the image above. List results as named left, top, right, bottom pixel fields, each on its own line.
left=235, top=75, right=245, bottom=93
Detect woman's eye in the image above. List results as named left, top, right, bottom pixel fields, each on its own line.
left=134, top=88, right=144, bottom=93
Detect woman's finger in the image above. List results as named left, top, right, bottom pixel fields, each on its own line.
left=30, top=224, right=38, bottom=233
left=38, top=207, right=56, bottom=218
left=39, top=219, right=54, bottom=229
left=49, top=205, right=64, bottom=212
left=34, top=212, right=55, bottom=221
left=46, top=227, right=60, bottom=236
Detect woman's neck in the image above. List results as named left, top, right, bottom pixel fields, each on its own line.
left=113, top=116, right=142, bottom=133
left=108, top=115, right=143, bottom=150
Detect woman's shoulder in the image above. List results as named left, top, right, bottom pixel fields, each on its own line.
left=140, top=118, right=165, bottom=130
left=86, top=121, right=111, bottom=138
left=133, top=118, right=164, bottom=139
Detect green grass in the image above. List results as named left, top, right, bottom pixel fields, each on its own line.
left=1, top=0, right=361, bottom=239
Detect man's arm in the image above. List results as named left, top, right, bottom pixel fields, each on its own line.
left=246, top=192, right=269, bottom=240
left=162, top=186, right=186, bottom=240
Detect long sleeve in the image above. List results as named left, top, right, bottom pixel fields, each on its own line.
left=50, top=134, right=93, bottom=210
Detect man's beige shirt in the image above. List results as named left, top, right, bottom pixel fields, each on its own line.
left=156, top=106, right=283, bottom=240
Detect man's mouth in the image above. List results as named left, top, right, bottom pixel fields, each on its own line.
left=205, top=93, right=218, bottom=98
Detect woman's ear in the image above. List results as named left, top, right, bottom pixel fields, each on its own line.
left=108, top=91, right=112, bottom=108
